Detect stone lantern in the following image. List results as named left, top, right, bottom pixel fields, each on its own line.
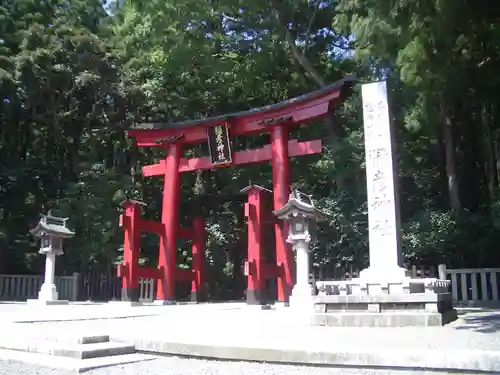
left=28, top=212, right=75, bottom=305
left=273, top=191, right=328, bottom=314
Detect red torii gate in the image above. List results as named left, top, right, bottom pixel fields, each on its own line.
left=123, top=76, right=355, bottom=303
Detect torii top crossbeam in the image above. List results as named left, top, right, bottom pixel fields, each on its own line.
left=127, top=76, right=356, bottom=147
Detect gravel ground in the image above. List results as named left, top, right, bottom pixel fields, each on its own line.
left=0, top=358, right=449, bottom=375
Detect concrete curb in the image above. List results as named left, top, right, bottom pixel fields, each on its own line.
left=119, top=338, right=500, bottom=373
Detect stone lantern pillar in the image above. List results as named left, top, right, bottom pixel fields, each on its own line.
left=28, top=213, right=75, bottom=305
left=273, top=191, right=328, bottom=316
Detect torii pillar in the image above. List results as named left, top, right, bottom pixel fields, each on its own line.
left=157, top=140, right=182, bottom=303
left=119, top=200, right=144, bottom=302
left=271, top=125, right=294, bottom=303
left=242, top=185, right=273, bottom=305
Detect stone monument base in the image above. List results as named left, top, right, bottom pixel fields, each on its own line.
left=313, top=310, right=456, bottom=327
left=27, top=299, right=69, bottom=306
left=314, top=277, right=457, bottom=327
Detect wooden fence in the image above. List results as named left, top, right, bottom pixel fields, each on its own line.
left=0, top=274, right=78, bottom=301
left=0, top=273, right=156, bottom=302
left=76, top=272, right=156, bottom=302
left=445, top=267, right=500, bottom=306
left=1, top=265, right=500, bottom=306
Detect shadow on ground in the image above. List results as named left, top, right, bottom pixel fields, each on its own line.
left=454, top=308, right=500, bottom=333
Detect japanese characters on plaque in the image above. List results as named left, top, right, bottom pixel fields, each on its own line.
left=207, top=123, right=232, bottom=166
left=361, top=81, right=400, bottom=242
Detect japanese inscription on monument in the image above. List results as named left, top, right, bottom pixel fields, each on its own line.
left=361, top=81, right=402, bottom=270
left=207, top=123, right=232, bottom=166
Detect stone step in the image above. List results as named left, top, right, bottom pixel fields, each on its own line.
left=1, top=328, right=111, bottom=345
left=0, top=348, right=157, bottom=373
left=76, top=335, right=111, bottom=344
left=19, top=334, right=111, bottom=345
left=0, top=339, right=136, bottom=359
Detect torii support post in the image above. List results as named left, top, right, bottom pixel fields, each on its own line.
left=271, top=125, right=294, bottom=303
left=242, top=185, right=272, bottom=305
left=157, top=142, right=182, bottom=303
left=119, top=200, right=145, bottom=302
left=191, top=217, right=206, bottom=302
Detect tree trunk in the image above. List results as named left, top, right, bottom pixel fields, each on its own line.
left=0, top=244, right=4, bottom=274
left=483, top=103, right=498, bottom=201
left=441, top=106, right=461, bottom=211
left=437, top=128, right=450, bottom=208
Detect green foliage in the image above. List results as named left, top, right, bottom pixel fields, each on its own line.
left=1, top=0, right=500, bottom=298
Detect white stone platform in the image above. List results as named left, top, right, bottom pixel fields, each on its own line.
left=0, top=301, right=165, bottom=323
left=313, top=277, right=456, bottom=326
left=0, top=302, right=499, bottom=372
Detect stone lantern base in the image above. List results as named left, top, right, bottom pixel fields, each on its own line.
left=26, top=283, right=69, bottom=306
left=312, top=277, right=457, bottom=327
left=39, top=282, right=59, bottom=301
left=289, top=283, right=316, bottom=310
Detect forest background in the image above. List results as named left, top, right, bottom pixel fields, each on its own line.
left=1, top=0, right=499, bottom=296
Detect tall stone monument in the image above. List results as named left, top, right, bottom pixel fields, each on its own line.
left=312, top=81, right=457, bottom=327
left=359, top=80, right=407, bottom=282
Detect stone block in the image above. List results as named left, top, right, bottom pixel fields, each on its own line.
left=312, top=291, right=457, bottom=327
left=314, top=292, right=453, bottom=305
left=367, top=303, right=380, bottom=313
left=312, top=309, right=458, bottom=327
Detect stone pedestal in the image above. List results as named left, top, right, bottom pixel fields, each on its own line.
left=289, top=239, right=315, bottom=313
left=313, top=278, right=456, bottom=327
left=290, top=284, right=316, bottom=310
left=288, top=239, right=316, bottom=325
left=39, top=282, right=58, bottom=301
left=28, top=250, right=68, bottom=306
left=38, top=251, right=58, bottom=301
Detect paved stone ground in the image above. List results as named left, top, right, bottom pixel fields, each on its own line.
left=0, top=358, right=467, bottom=375
left=1, top=303, right=500, bottom=373
left=6, top=304, right=500, bottom=351
left=0, top=301, right=165, bottom=323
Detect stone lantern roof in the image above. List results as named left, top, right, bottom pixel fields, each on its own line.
left=29, top=213, right=75, bottom=239
left=273, top=190, right=329, bottom=221
left=239, top=184, right=272, bottom=194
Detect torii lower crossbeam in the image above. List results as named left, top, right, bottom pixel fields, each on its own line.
left=142, top=139, right=322, bottom=176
